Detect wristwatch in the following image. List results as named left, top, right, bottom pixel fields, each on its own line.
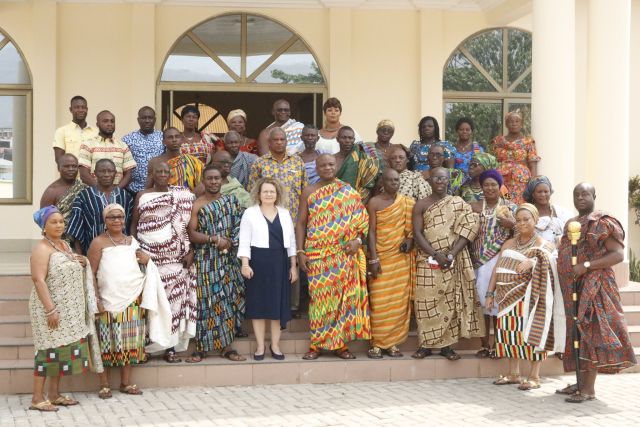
left=583, top=261, right=591, bottom=270
left=446, top=254, right=454, bottom=262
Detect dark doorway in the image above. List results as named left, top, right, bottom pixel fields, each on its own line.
left=161, top=90, right=324, bottom=139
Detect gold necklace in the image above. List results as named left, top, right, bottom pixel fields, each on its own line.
left=106, top=230, right=128, bottom=247
left=516, top=234, right=537, bottom=251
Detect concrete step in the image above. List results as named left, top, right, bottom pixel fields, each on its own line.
left=0, top=275, right=32, bottom=294
left=621, top=282, right=640, bottom=306
left=0, top=315, right=31, bottom=338
left=0, top=253, right=30, bottom=276
left=0, top=332, right=493, bottom=361
left=0, top=296, right=29, bottom=316
left=2, top=347, right=639, bottom=394
left=624, top=306, right=640, bottom=325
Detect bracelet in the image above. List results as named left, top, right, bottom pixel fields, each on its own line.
left=296, top=250, right=305, bottom=255
left=368, top=259, right=380, bottom=265
left=45, top=307, right=57, bottom=316
left=485, top=291, right=495, bottom=298
left=208, top=235, right=212, bottom=244
left=241, top=265, right=250, bottom=269
left=355, top=237, right=363, bottom=245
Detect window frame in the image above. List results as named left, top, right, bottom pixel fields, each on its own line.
left=442, top=27, right=531, bottom=140
left=0, top=29, right=33, bottom=205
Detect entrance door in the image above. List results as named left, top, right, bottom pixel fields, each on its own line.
left=160, top=90, right=324, bottom=139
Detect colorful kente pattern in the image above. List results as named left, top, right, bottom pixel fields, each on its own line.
left=495, top=300, right=547, bottom=361
left=305, top=180, right=371, bottom=350
left=193, top=195, right=245, bottom=353
left=96, top=300, right=146, bottom=367
left=168, top=154, right=203, bottom=192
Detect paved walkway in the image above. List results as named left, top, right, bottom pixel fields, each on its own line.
left=1, top=373, right=638, bottom=426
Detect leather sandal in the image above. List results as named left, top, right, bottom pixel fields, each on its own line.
left=493, top=374, right=521, bottom=385
left=556, top=383, right=578, bottom=395
left=518, top=378, right=541, bottom=391
left=29, top=400, right=58, bottom=412
left=367, top=347, right=383, bottom=359
left=439, top=346, right=461, bottom=361
left=51, top=395, right=79, bottom=406
left=119, top=384, right=143, bottom=395
left=302, top=349, right=320, bottom=360
left=98, top=386, right=112, bottom=399
left=385, top=346, right=403, bottom=358
left=565, top=392, right=596, bottom=403
left=335, top=348, right=356, bottom=360
left=411, top=347, right=432, bottom=359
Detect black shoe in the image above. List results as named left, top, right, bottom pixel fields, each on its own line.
left=253, top=352, right=265, bottom=361
left=235, top=331, right=249, bottom=338
left=269, top=345, right=285, bottom=360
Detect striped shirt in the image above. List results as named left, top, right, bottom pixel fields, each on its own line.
left=78, top=136, right=137, bottom=185
left=65, top=186, right=133, bottom=254
left=231, top=151, right=257, bottom=189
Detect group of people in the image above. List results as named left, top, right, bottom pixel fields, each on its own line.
left=28, top=95, right=635, bottom=411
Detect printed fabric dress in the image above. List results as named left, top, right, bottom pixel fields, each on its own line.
left=193, top=195, right=245, bottom=352
left=452, top=142, right=484, bottom=179
left=488, top=136, right=540, bottom=204
left=30, top=252, right=102, bottom=376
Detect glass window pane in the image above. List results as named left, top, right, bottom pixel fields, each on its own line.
left=513, top=72, right=532, bottom=93
left=443, top=51, right=496, bottom=92
left=444, top=101, right=503, bottom=148
left=0, top=42, right=30, bottom=84
left=507, top=103, right=532, bottom=136
left=191, top=14, right=241, bottom=76
left=161, top=36, right=234, bottom=83
left=254, top=40, right=324, bottom=84
left=463, top=29, right=503, bottom=87
left=507, top=29, right=532, bottom=87
left=246, top=15, right=294, bottom=76
left=0, top=95, right=28, bottom=199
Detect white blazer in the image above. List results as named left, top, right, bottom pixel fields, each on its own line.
left=237, top=205, right=297, bottom=259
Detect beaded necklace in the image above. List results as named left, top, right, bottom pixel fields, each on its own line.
left=43, top=235, right=77, bottom=263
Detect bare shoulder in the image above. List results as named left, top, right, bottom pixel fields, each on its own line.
left=192, top=196, right=207, bottom=212
left=301, top=183, right=319, bottom=200
left=502, top=238, right=516, bottom=250
left=31, top=240, right=54, bottom=261
left=88, top=234, right=109, bottom=252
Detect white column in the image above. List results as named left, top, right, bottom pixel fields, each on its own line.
left=584, top=0, right=630, bottom=227
left=531, top=0, right=575, bottom=211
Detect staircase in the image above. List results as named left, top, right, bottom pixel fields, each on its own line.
left=1, top=256, right=639, bottom=394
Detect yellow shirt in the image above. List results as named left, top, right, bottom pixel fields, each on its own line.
left=78, top=136, right=137, bottom=185
left=52, top=122, right=98, bottom=158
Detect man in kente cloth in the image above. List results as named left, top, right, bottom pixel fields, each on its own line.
left=131, top=161, right=196, bottom=363
left=366, top=168, right=415, bottom=359
left=411, top=167, right=484, bottom=361
left=186, top=164, right=246, bottom=363
left=556, top=183, right=637, bottom=403
left=147, top=127, right=202, bottom=192
left=296, top=154, right=371, bottom=360
left=40, top=154, right=87, bottom=244
left=334, top=126, right=379, bottom=205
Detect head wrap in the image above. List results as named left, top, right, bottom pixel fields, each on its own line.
left=479, top=169, right=503, bottom=187
left=376, top=119, right=395, bottom=131
left=505, top=110, right=522, bottom=122
left=103, top=203, right=125, bottom=220
left=472, top=152, right=498, bottom=170
left=516, top=203, right=540, bottom=224
left=227, top=109, right=247, bottom=124
left=33, top=205, right=60, bottom=230
left=523, top=175, right=554, bottom=203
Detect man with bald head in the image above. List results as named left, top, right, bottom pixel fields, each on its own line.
left=249, top=127, right=307, bottom=222
left=296, top=154, right=371, bottom=360
left=40, top=154, right=87, bottom=243
left=556, top=183, right=636, bottom=402
left=122, top=106, right=165, bottom=196
left=78, top=110, right=136, bottom=188
left=411, top=167, right=483, bottom=361
left=257, top=99, right=304, bottom=155
left=225, top=130, right=257, bottom=189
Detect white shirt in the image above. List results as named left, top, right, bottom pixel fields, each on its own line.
left=238, top=205, right=297, bottom=259
left=316, top=128, right=363, bottom=154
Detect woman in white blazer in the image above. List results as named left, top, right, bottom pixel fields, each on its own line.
left=238, top=177, right=298, bottom=360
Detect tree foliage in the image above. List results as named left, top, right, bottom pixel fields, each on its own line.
left=271, top=62, right=324, bottom=84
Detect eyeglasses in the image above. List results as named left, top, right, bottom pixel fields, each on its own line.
left=428, top=152, right=444, bottom=157
left=431, top=176, right=450, bottom=183
left=105, top=216, right=125, bottom=221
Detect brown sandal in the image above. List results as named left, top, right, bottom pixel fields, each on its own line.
left=302, top=349, right=320, bottom=360
left=98, top=386, right=112, bottom=399
left=185, top=351, right=205, bottom=363
left=367, top=347, right=383, bottom=359
left=493, top=374, right=521, bottom=385
left=29, top=400, right=58, bottom=412
left=385, top=346, right=403, bottom=358
left=119, top=384, right=143, bottom=395
left=439, top=346, right=461, bottom=361
left=556, top=383, right=578, bottom=395
left=51, top=395, right=79, bottom=406
left=164, top=350, right=182, bottom=363
left=335, top=349, right=356, bottom=360
left=411, top=347, right=432, bottom=359
left=518, top=378, right=541, bottom=391
left=565, top=393, right=596, bottom=403
left=476, top=347, right=491, bottom=358
left=223, top=349, right=246, bottom=361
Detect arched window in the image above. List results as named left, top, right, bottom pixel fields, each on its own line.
left=159, top=13, right=326, bottom=137
left=442, top=28, right=531, bottom=146
left=0, top=29, right=32, bottom=203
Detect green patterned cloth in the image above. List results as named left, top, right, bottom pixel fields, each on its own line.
left=34, top=337, right=89, bottom=377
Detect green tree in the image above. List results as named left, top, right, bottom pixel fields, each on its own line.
left=271, top=63, right=324, bottom=84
